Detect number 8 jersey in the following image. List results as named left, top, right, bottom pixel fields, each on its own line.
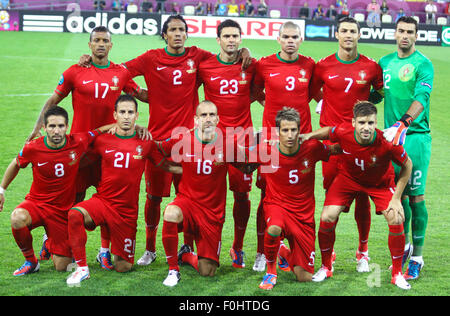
left=16, top=131, right=101, bottom=211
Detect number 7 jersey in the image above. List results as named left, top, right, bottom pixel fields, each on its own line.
left=311, top=53, right=383, bottom=127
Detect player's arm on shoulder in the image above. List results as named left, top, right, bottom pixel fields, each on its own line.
left=299, top=126, right=332, bottom=143
left=236, top=47, right=252, bottom=70
left=78, top=54, right=92, bottom=68
left=27, top=92, right=65, bottom=143
left=161, top=160, right=182, bottom=174
left=250, top=82, right=265, bottom=106
left=0, top=158, right=21, bottom=212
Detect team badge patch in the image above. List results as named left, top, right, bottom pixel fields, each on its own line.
left=186, top=59, right=196, bottom=74
left=398, top=64, right=415, bottom=82
left=58, top=74, right=64, bottom=85
left=356, top=70, right=367, bottom=84
left=298, top=69, right=308, bottom=82
left=111, top=76, right=119, bottom=91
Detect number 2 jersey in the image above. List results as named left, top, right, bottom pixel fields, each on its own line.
left=311, top=53, right=383, bottom=127
left=16, top=130, right=102, bottom=211
left=89, top=132, right=166, bottom=222
left=55, top=61, right=141, bottom=133
left=124, top=47, right=214, bottom=141
left=329, top=123, right=409, bottom=187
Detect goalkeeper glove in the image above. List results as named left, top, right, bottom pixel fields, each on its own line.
left=383, top=114, right=413, bottom=146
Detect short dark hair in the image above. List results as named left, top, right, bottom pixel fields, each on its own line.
left=275, top=107, right=300, bottom=129
left=115, top=94, right=138, bottom=112
left=161, top=15, right=188, bottom=42
left=44, top=106, right=69, bottom=126
left=217, top=19, right=242, bottom=38
left=396, top=16, right=418, bottom=33
left=353, top=101, right=377, bottom=118
left=337, top=16, right=360, bottom=32
left=90, top=26, right=110, bottom=41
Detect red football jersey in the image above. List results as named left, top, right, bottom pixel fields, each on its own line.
left=124, top=47, right=213, bottom=140
left=255, top=53, right=315, bottom=134
left=198, top=55, right=256, bottom=133
left=162, top=129, right=241, bottom=224
left=91, top=133, right=165, bottom=221
left=55, top=61, right=141, bottom=133
left=16, top=131, right=101, bottom=211
left=311, top=53, right=383, bottom=127
left=261, top=140, right=330, bottom=224
left=329, top=123, right=408, bottom=187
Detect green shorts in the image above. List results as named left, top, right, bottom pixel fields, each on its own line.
left=393, top=132, right=431, bottom=196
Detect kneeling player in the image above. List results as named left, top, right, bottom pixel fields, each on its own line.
left=0, top=107, right=110, bottom=275
left=301, top=101, right=413, bottom=290
left=246, top=108, right=340, bottom=290
left=66, top=95, right=180, bottom=286
left=161, top=101, right=250, bottom=287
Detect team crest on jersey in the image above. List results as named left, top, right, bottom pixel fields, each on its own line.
left=356, top=70, right=367, bottom=84
left=368, top=154, right=378, bottom=167
left=239, top=71, right=247, bottom=84
left=186, top=59, right=196, bottom=74
left=301, top=159, right=312, bottom=174
left=133, top=145, right=143, bottom=159
left=214, top=151, right=225, bottom=165
left=298, top=69, right=308, bottom=82
left=68, top=150, right=78, bottom=166
left=111, top=76, right=120, bottom=91
left=399, top=64, right=415, bottom=82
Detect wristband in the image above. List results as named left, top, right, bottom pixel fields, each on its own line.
left=399, top=114, right=413, bottom=127
left=0, top=186, right=5, bottom=195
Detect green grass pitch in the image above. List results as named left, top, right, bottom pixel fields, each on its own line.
left=0, top=31, right=448, bottom=297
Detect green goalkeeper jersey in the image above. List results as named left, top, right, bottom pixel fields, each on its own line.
left=379, top=50, right=434, bottom=134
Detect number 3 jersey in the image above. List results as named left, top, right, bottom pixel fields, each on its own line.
left=55, top=61, right=141, bottom=133
left=329, top=123, right=409, bottom=187
left=16, top=131, right=102, bottom=211
left=90, top=133, right=165, bottom=221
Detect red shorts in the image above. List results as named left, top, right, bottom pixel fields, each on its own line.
left=75, top=155, right=101, bottom=194
left=228, top=164, right=252, bottom=193
left=73, top=196, right=138, bottom=264
left=17, top=199, right=71, bottom=258
left=264, top=203, right=316, bottom=273
left=321, top=142, right=338, bottom=191
left=169, top=194, right=223, bottom=265
left=324, top=174, right=396, bottom=214
left=145, top=159, right=181, bottom=197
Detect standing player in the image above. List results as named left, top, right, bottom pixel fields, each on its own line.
left=26, top=26, right=148, bottom=270
left=310, top=17, right=384, bottom=272
left=253, top=108, right=339, bottom=290
left=66, top=95, right=180, bottom=286
left=253, top=21, right=315, bottom=270
left=377, top=16, right=434, bottom=280
left=160, top=101, right=249, bottom=287
left=0, top=107, right=111, bottom=276
left=302, top=102, right=413, bottom=290
left=198, top=19, right=262, bottom=270
left=124, top=15, right=251, bottom=266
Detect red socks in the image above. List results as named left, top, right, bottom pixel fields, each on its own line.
left=264, top=232, right=280, bottom=275
left=162, top=220, right=179, bottom=271
left=68, top=209, right=88, bottom=267
left=144, top=196, right=162, bottom=253
left=318, top=220, right=337, bottom=270
left=388, top=224, right=405, bottom=276
left=232, top=192, right=250, bottom=252
left=100, top=226, right=110, bottom=249
left=355, top=193, right=371, bottom=253
left=12, top=226, right=37, bottom=264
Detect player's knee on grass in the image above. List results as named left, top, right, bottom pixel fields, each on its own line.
left=198, top=258, right=218, bottom=277
left=163, top=205, right=183, bottom=223
left=267, top=225, right=282, bottom=237
left=53, top=255, right=73, bottom=272
left=10, top=208, right=32, bottom=229
left=293, top=265, right=312, bottom=282
left=114, top=256, right=133, bottom=273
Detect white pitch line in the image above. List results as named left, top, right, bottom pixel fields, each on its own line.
left=0, top=55, right=75, bottom=62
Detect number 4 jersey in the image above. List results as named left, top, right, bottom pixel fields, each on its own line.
left=329, top=123, right=409, bottom=187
